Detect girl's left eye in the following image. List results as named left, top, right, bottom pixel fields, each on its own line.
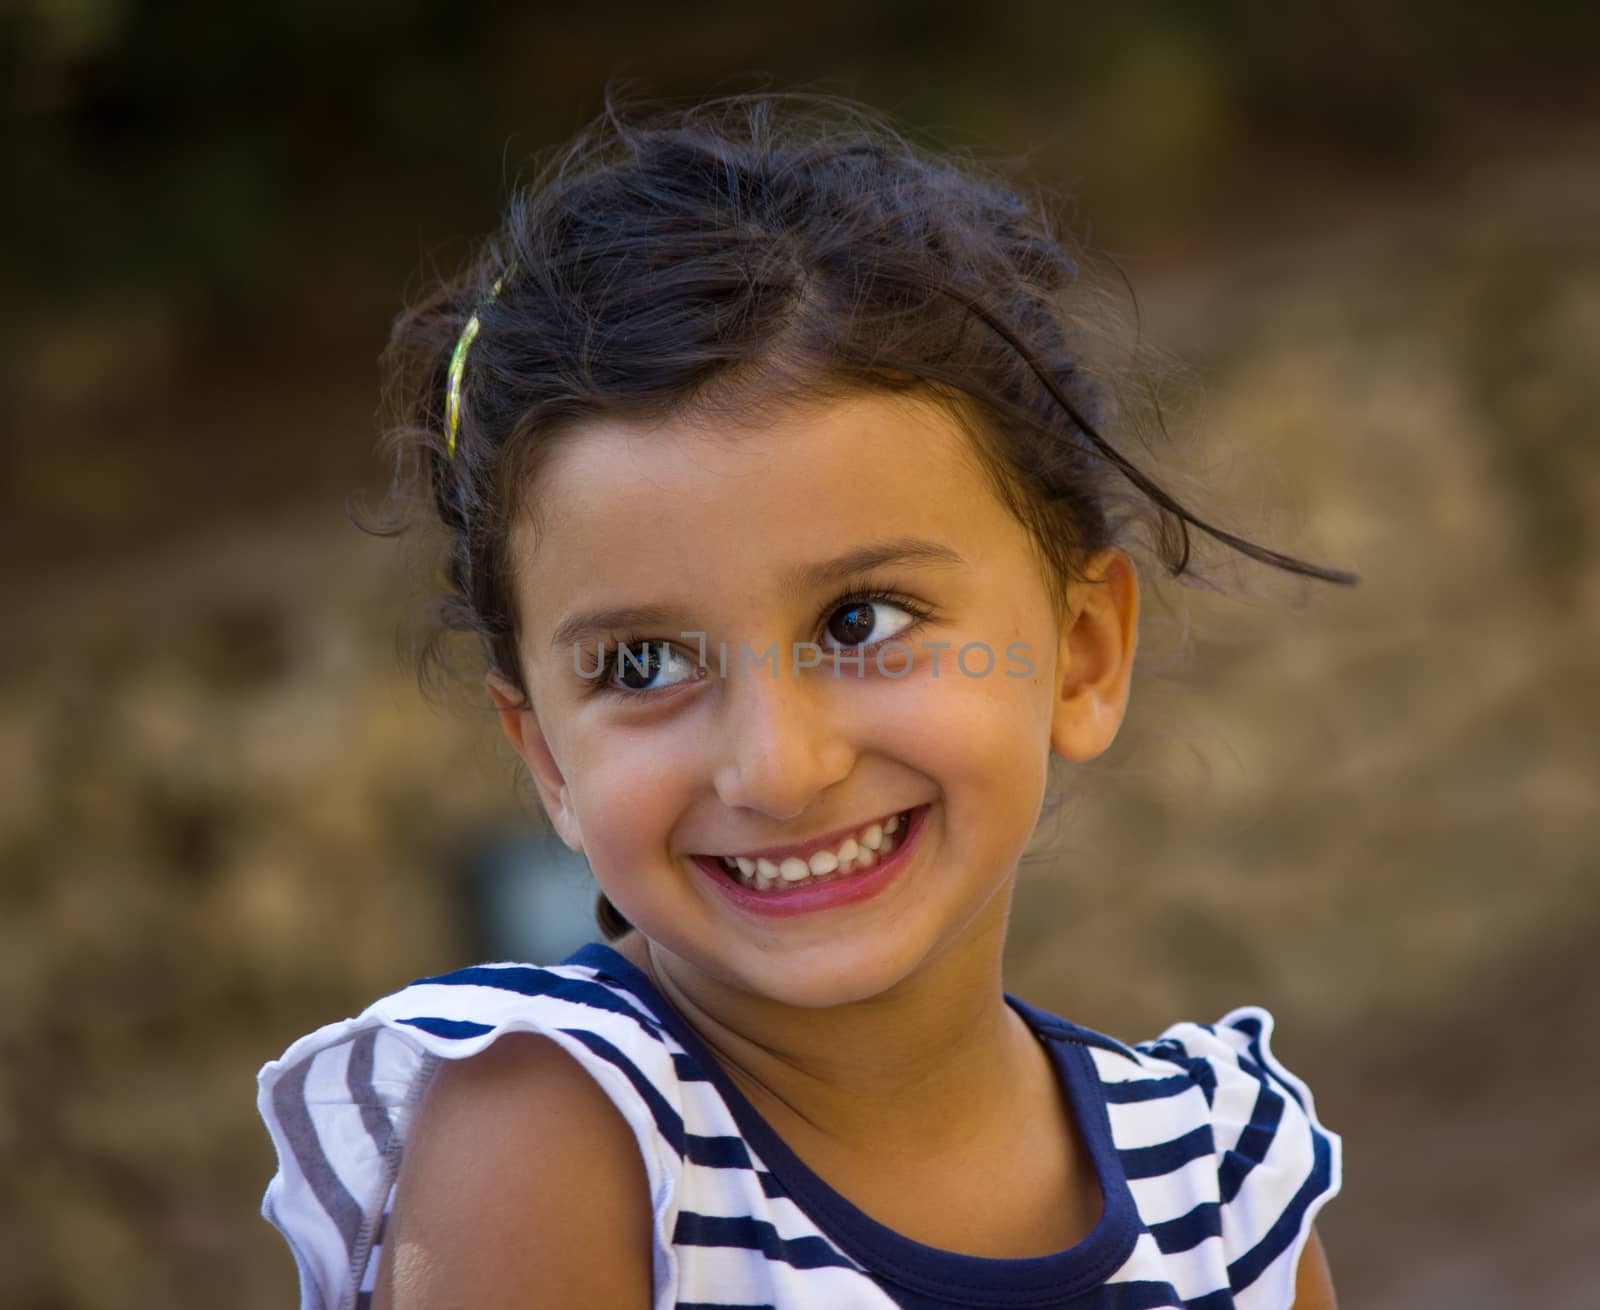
left=817, top=589, right=929, bottom=653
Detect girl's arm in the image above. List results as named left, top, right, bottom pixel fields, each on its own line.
left=370, top=1032, right=654, bottom=1309
left=1292, top=1226, right=1338, bottom=1309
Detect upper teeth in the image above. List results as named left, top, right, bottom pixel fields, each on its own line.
left=716, top=810, right=912, bottom=891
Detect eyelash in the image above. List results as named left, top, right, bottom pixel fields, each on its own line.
left=579, top=580, right=936, bottom=701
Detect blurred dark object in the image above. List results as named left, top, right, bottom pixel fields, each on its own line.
left=459, top=829, right=601, bottom=965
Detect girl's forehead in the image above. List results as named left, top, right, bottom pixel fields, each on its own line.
left=538, top=390, right=985, bottom=521
left=512, top=392, right=1008, bottom=616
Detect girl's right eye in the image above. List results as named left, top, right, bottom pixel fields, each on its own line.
left=582, top=640, right=704, bottom=699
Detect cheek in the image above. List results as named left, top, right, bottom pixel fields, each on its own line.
left=565, top=737, right=694, bottom=882
left=881, top=668, right=1052, bottom=826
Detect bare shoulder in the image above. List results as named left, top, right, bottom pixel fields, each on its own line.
left=370, top=1032, right=654, bottom=1310
left=1292, top=1225, right=1339, bottom=1309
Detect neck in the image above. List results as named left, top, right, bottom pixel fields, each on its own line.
left=613, top=888, right=1041, bottom=1156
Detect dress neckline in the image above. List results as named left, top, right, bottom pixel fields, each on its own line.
left=565, top=941, right=1140, bottom=1307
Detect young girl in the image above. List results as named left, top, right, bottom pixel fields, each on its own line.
left=258, top=90, right=1349, bottom=1310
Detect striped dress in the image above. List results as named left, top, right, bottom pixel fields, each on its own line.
left=257, top=942, right=1341, bottom=1310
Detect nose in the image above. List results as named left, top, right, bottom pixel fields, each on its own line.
left=710, top=652, right=855, bottom=820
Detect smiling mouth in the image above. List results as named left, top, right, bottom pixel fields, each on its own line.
left=698, top=805, right=926, bottom=894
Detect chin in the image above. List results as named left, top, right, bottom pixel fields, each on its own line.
left=748, top=971, right=902, bottom=1011
left=719, top=938, right=932, bottom=1010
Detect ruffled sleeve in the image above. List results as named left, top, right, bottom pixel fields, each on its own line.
left=255, top=962, right=688, bottom=1310
left=1136, top=1004, right=1342, bottom=1309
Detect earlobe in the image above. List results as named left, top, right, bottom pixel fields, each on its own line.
left=484, top=670, right=585, bottom=854
left=1048, top=548, right=1139, bottom=763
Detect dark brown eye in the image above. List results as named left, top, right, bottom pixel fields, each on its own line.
left=827, top=602, right=878, bottom=646
left=821, top=593, right=922, bottom=651
left=614, top=640, right=668, bottom=691
left=582, top=637, right=702, bottom=700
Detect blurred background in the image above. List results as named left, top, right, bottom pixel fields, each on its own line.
left=4, top=2, right=1598, bottom=1305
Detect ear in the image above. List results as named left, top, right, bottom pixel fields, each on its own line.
left=485, top=670, right=584, bottom=854
left=1049, top=547, right=1139, bottom=763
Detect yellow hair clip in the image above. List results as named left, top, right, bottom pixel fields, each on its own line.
left=445, top=264, right=514, bottom=459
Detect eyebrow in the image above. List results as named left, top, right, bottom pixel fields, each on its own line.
left=547, top=536, right=966, bottom=653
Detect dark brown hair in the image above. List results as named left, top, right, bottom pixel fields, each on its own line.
left=371, top=86, right=1356, bottom=942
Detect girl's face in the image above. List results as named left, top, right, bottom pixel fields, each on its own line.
left=489, top=390, right=1137, bottom=1009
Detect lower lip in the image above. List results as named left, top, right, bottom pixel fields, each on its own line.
left=689, top=804, right=932, bottom=919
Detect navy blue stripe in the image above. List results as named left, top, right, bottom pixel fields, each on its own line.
left=397, top=1016, right=494, bottom=1040
left=677, top=1304, right=777, bottom=1309
left=1147, top=1198, right=1222, bottom=1255
left=1233, top=1015, right=1310, bottom=1115
left=1183, top=1056, right=1217, bottom=1104
left=1118, top=1124, right=1213, bottom=1179
left=1133, top=1037, right=1189, bottom=1063
left=756, top=1169, right=785, bottom=1199
left=1238, top=1048, right=1304, bottom=1115
left=1083, top=1282, right=1206, bottom=1310
left=1100, top=1072, right=1196, bottom=1104
left=890, top=1280, right=1197, bottom=1310
left=1227, top=1123, right=1334, bottom=1292
left=685, top=1134, right=754, bottom=1168
left=1132, top=1039, right=1220, bottom=1107
left=673, top=1212, right=858, bottom=1271
left=1218, top=1069, right=1285, bottom=1204
left=673, top=1051, right=708, bottom=1082
left=1009, top=998, right=1144, bottom=1063
left=409, top=965, right=671, bottom=1042
left=558, top=1026, right=687, bottom=1156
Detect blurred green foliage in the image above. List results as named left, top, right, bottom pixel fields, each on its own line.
left=6, top=0, right=1597, bottom=345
